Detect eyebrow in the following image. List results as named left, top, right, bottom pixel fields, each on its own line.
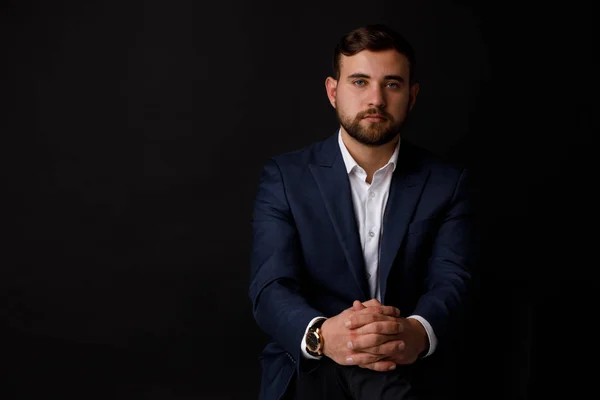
left=347, top=73, right=406, bottom=83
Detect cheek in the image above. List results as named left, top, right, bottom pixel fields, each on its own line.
left=389, top=95, right=411, bottom=114
left=335, top=96, right=356, bottom=115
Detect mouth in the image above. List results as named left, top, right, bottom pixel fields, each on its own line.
left=362, top=114, right=387, bottom=121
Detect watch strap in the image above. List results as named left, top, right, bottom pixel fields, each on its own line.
left=309, top=317, right=326, bottom=331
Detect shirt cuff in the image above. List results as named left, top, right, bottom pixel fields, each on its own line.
left=300, top=316, right=327, bottom=359
left=407, top=315, right=437, bottom=357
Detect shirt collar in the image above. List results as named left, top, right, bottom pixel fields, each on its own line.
left=337, top=128, right=401, bottom=175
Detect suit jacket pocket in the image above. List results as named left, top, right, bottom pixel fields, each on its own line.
left=407, top=217, right=437, bottom=235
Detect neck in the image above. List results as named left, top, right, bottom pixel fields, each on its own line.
left=341, top=129, right=398, bottom=183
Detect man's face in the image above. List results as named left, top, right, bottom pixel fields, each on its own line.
left=325, top=49, right=419, bottom=146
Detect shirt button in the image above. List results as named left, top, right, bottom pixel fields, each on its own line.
left=370, top=192, right=375, bottom=198
left=369, top=231, right=375, bottom=237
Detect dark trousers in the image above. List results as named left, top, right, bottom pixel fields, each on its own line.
left=286, top=357, right=419, bottom=400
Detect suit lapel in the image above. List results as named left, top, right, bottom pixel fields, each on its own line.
left=309, top=135, right=369, bottom=300
left=379, top=142, right=430, bottom=300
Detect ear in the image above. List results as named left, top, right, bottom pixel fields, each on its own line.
left=325, top=76, right=338, bottom=108
left=408, top=82, right=420, bottom=111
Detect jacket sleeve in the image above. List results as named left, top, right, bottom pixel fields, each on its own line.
left=249, top=158, right=323, bottom=368
left=412, top=168, right=477, bottom=345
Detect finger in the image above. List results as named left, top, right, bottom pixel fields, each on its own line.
left=357, top=320, right=403, bottom=335
left=351, top=304, right=400, bottom=317
left=359, top=360, right=397, bottom=372
left=344, top=352, right=383, bottom=366
left=361, top=298, right=382, bottom=308
left=360, top=340, right=405, bottom=357
left=360, top=300, right=400, bottom=317
left=352, top=300, right=366, bottom=311
left=379, top=305, right=401, bottom=317
left=347, top=300, right=367, bottom=312
left=354, top=305, right=400, bottom=317
left=348, top=333, right=394, bottom=351
left=345, top=312, right=401, bottom=329
left=346, top=306, right=385, bottom=322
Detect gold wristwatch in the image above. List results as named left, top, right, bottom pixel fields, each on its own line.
left=305, top=318, right=326, bottom=357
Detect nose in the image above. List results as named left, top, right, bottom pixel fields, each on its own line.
left=367, top=85, right=386, bottom=108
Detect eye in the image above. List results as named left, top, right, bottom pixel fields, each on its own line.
left=386, top=82, right=400, bottom=88
left=352, top=79, right=366, bottom=87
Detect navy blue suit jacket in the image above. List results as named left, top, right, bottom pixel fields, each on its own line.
left=249, top=133, right=475, bottom=400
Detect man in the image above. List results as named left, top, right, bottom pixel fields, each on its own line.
left=249, top=24, right=475, bottom=400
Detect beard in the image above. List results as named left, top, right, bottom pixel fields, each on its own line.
left=337, top=106, right=409, bottom=146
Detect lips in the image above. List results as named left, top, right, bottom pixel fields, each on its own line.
left=363, top=114, right=386, bottom=120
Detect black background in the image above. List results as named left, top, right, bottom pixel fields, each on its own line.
left=1, top=1, right=594, bottom=399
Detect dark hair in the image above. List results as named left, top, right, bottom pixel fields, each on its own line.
left=332, top=24, right=417, bottom=84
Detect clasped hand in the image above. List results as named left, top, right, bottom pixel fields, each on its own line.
left=320, top=299, right=427, bottom=372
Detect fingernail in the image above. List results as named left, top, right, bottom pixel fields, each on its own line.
left=397, top=324, right=403, bottom=333
left=344, top=320, right=351, bottom=328
left=395, top=308, right=401, bottom=316
left=346, top=357, right=354, bottom=363
left=398, top=342, right=405, bottom=351
left=347, top=341, right=353, bottom=349
left=389, top=365, right=396, bottom=371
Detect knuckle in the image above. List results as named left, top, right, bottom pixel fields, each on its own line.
left=360, top=355, right=372, bottom=365
left=374, top=334, right=386, bottom=346
left=387, top=342, right=400, bottom=354
left=358, top=354, right=373, bottom=365
left=363, top=335, right=374, bottom=348
left=373, top=322, right=383, bottom=333
left=379, top=343, right=392, bottom=354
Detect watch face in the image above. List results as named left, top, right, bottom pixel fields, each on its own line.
left=306, top=332, right=319, bottom=351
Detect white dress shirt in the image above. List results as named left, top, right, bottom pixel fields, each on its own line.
left=300, top=130, right=438, bottom=359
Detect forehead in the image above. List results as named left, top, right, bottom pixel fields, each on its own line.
left=339, top=49, right=410, bottom=78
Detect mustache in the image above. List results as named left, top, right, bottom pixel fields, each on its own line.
left=357, top=108, right=392, bottom=120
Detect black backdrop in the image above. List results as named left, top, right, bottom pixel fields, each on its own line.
left=1, top=1, right=594, bottom=399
